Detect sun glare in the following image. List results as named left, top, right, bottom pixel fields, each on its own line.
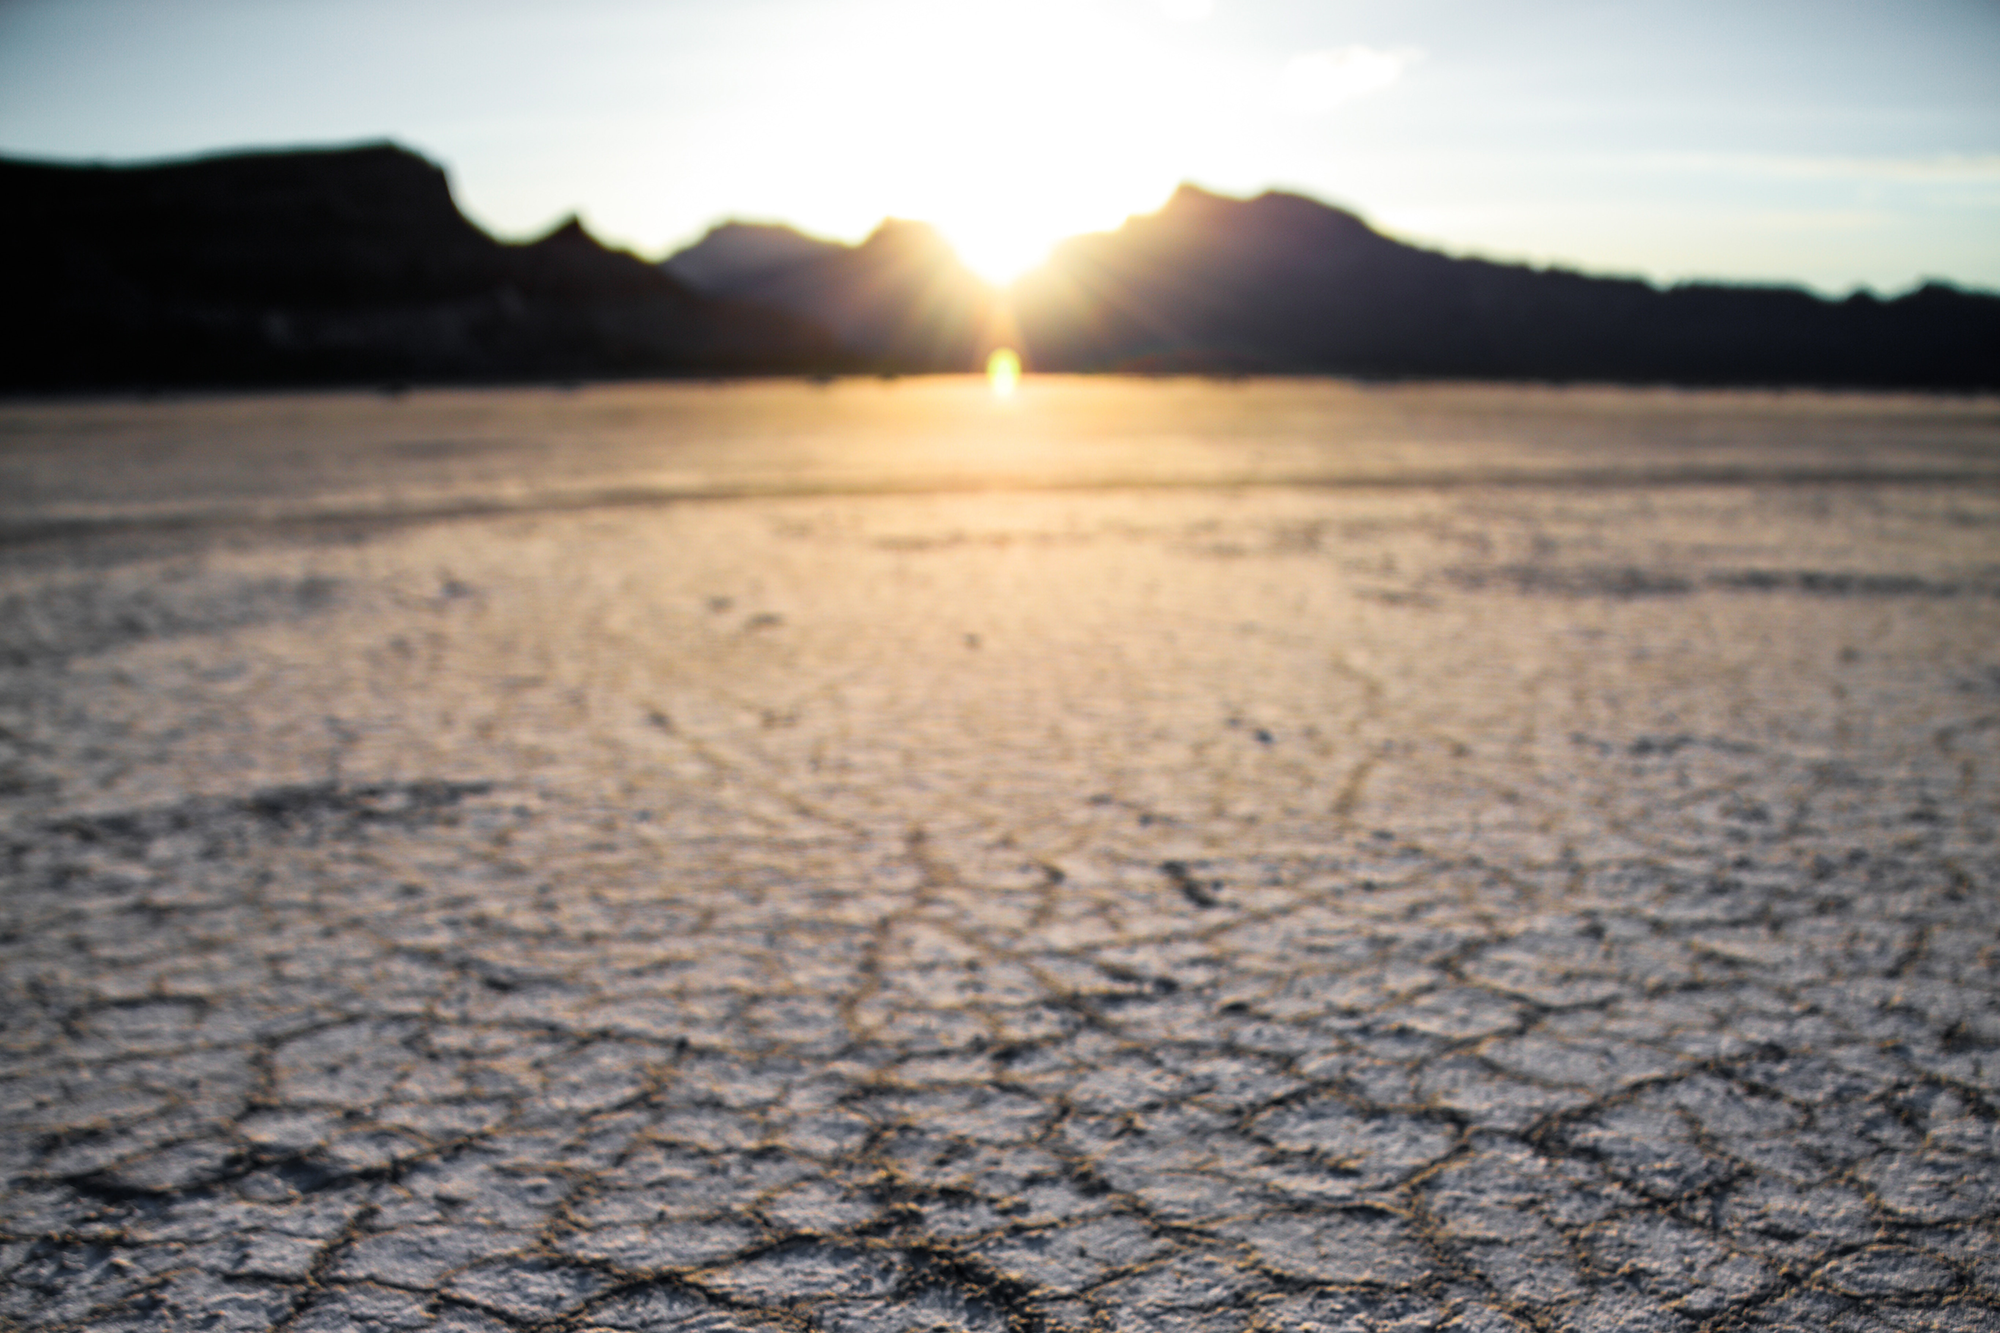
left=944, top=225, right=1056, bottom=287
left=933, top=183, right=1169, bottom=286
left=748, top=2, right=1198, bottom=288
left=986, top=347, right=1021, bottom=395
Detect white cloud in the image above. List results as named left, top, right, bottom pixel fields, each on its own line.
left=1276, top=45, right=1422, bottom=115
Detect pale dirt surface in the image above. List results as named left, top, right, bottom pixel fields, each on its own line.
left=2, top=379, right=1999, bottom=1332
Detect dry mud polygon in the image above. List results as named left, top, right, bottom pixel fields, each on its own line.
left=1, top=381, right=1997, bottom=1331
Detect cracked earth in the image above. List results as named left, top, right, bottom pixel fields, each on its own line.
left=2, top=381, right=1998, bottom=1331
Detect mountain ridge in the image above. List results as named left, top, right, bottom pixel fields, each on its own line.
left=0, top=142, right=846, bottom=389
left=4, top=141, right=1994, bottom=390
left=660, top=220, right=847, bottom=294
left=668, top=182, right=1997, bottom=388
left=1009, top=183, right=1999, bottom=385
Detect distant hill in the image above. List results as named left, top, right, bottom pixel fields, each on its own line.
left=0, top=143, right=845, bottom=389
left=662, top=221, right=846, bottom=293
left=5, top=142, right=1994, bottom=390
left=664, top=219, right=1002, bottom=373
left=1009, top=185, right=2000, bottom=388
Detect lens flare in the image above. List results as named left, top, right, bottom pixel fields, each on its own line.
left=986, top=347, right=1021, bottom=396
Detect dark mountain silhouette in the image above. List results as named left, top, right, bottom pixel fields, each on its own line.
left=667, top=218, right=1003, bottom=373
left=4, top=142, right=1994, bottom=391
left=1009, top=185, right=2000, bottom=388
left=662, top=221, right=846, bottom=293
left=0, top=143, right=844, bottom=389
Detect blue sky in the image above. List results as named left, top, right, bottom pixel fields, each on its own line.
left=2, top=0, right=1996, bottom=291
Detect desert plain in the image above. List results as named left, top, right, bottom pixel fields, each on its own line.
left=1, top=378, right=1998, bottom=1331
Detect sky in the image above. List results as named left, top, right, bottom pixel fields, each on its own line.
left=2, top=0, right=1997, bottom=293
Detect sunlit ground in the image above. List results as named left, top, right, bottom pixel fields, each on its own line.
left=1, top=381, right=1998, bottom=1329
left=4, top=378, right=1995, bottom=534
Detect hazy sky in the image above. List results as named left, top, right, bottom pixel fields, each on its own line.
left=3, top=0, right=1996, bottom=291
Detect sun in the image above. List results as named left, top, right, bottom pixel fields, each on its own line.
left=931, top=185, right=1156, bottom=286
left=940, top=218, right=1060, bottom=287
left=711, top=1, right=1205, bottom=288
